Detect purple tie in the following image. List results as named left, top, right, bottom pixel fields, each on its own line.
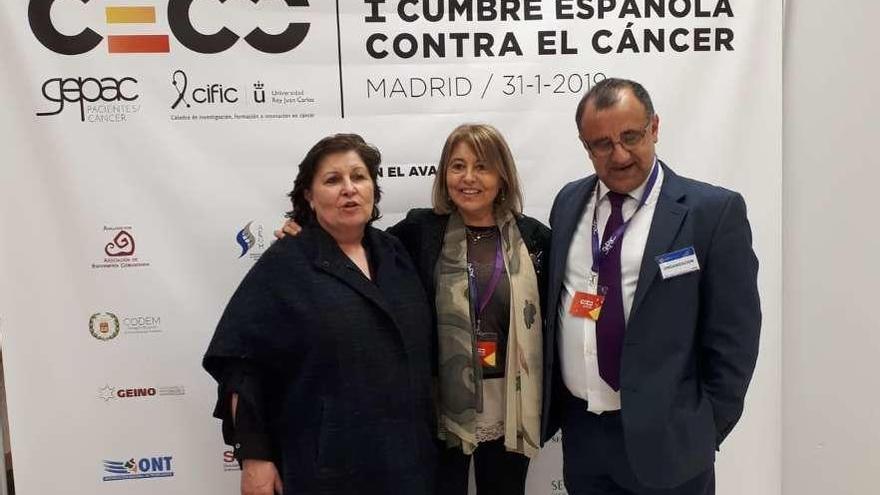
left=597, top=191, right=627, bottom=391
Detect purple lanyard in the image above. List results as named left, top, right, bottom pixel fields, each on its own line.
left=467, top=234, right=505, bottom=330
left=590, top=160, right=659, bottom=276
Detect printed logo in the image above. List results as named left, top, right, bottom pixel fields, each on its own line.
left=222, top=450, right=240, bottom=472
left=171, top=70, right=240, bottom=110
left=169, top=70, right=317, bottom=122
left=89, top=312, right=120, bottom=341
left=36, top=76, right=140, bottom=123
left=550, top=478, right=568, bottom=494
left=98, top=384, right=186, bottom=402
left=102, top=455, right=174, bottom=481
left=29, top=0, right=310, bottom=56
left=105, top=230, right=136, bottom=257
left=89, top=313, right=163, bottom=340
left=236, top=221, right=265, bottom=260
left=92, top=226, right=151, bottom=269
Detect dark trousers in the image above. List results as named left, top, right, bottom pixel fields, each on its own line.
left=436, top=438, right=530, bottom=495
left=562, top=398, right=714, bottom=495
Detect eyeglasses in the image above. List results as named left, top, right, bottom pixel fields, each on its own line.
left=581, top=120, right=653, bottom=157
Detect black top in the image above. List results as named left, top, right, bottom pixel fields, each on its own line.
left=387, top=208, right=552, bottom=342
left=465, top=225, right=510, bottom=379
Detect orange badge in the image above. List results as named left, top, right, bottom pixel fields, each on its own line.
left=477, top=340, right=497, bottom=367
left=569, top=291, right=604, bottom=320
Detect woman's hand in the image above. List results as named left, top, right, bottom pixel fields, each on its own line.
left=273, top=219, right=303, bottom=240
left=241, top=459, right=283, bottom=495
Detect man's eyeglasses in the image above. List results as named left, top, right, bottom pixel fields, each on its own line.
left=581, top=120, right=653, bottom=157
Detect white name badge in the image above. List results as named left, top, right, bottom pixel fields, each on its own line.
left=656, top=247, right=700, bottom=280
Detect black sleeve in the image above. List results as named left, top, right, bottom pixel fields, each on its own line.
left=213, top=360, right=275, bottom=462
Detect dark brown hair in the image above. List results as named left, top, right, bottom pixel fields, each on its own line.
left=286, top=133, right=382, bottom=225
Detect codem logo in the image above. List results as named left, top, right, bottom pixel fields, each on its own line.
left=29, top=0, right=310, bottom=55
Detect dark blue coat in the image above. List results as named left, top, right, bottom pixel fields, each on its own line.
left=204, top=225, right=436, bottom=494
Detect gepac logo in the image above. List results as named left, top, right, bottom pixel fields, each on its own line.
left=29, top=0, right=311, bottom=55
left=36, top=76, right=139, bottom=122
left=89, top=312, right=120, bottom=341
left=102, top=456, right=174, bottom=481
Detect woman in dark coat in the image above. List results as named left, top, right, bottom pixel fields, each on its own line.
left=204, top=134, right=436, bottom=495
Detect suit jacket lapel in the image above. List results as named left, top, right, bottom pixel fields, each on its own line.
left=311, top=226, right=396, bottom=320
left=631, top=164, right=689, bottom=315
left=548, top=176, right=596, bottom=316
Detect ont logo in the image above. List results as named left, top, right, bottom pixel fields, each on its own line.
left=29, top=0, right=310, bottom=55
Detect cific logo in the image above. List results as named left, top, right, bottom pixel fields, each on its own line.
left=172, top=70, right=236, bottom=109
left=29, top=0, right=310, bottom=55
left=102, top=456, right=174, bottom=481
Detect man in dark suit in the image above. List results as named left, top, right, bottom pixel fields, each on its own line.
left=541, top=78, right=761, bottom=494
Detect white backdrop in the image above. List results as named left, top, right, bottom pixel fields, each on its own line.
left=0, top=1, right=781, bottom=494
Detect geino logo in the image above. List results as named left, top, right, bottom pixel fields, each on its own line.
left=103, top=456, right=174, bottom=481
left=36, top=76, right=138, bottom=122
left=29, top=0, right=310, bottom=55
left=98, top=384, right=185, bottom=402
left=89, top=312, right=120, bottom=341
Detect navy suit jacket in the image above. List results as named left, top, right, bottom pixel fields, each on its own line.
left=541, top=162, right=761, bottom=488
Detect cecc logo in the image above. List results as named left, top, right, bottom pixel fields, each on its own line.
left=28, top=0, right=311, bottom=55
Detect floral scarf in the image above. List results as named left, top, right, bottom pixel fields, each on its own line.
left=435, top=211, right=542, bottom=457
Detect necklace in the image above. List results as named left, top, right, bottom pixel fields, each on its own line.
left=466, top=226, right=497, bottom=244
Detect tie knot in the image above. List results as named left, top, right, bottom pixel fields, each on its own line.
left=607, top=191, right=627, bottom=209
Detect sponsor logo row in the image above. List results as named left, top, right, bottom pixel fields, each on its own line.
left=89, top=220, right=265, bottom=272
left=38, top=69, right=316, bottom=124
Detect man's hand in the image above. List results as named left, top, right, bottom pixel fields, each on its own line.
left=273, top=219, right=303, bottom=240
left=241, top=459, right=283, bottom=495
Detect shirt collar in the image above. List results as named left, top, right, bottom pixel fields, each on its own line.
left=597, top=156, right=660, bottom=204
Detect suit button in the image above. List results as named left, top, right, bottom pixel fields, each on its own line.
left=321, top=261, right=330, bottom=268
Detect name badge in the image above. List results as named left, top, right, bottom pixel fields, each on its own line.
left=656, top=246, right=700, bottom=280
left=569, top=291, right=604, bottom=320
left=476, top=337, right=498, bottom=369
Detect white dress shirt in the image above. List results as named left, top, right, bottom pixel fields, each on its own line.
left=558, top=159, right=663, bottom=412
